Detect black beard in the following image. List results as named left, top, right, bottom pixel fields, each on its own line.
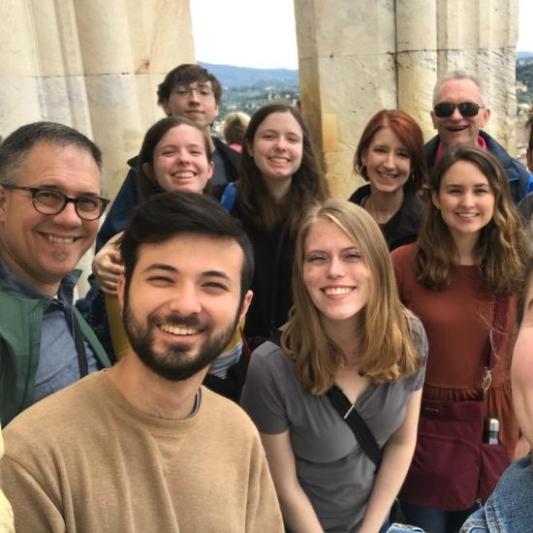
left=122, top=302, right=240, bottom=382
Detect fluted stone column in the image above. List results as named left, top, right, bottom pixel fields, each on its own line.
left=0, top=0, right=195, bottom=199
left=295, top=0, right=397, bottom=197
left=396, top=0, right=438, bottom=139
left=294, top=0, right=520, bottom=197
left=0, top=0, right=195, bottom=293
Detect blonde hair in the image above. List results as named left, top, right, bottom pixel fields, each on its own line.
left=282, top=199, right=422, bottom=394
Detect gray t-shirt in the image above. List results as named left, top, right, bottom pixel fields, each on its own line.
left=241, top=317, right=428, bottom=532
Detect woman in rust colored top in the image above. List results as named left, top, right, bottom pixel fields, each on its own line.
left=392, top=146, right=528, bottom=533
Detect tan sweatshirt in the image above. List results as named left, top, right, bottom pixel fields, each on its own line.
left=1, top=372, right=283, bottom=532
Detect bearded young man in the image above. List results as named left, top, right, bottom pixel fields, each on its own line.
left=0, top=192, right=283, bottom=533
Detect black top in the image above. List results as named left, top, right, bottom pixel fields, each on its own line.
left=230, top=202, right=294, bottom=345
left=348, top=184, right=422, bottom=250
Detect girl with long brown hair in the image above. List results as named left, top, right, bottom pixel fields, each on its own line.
left=393, top=145, right=529, bottom=533
left=230, top=102, right=329, bottom=343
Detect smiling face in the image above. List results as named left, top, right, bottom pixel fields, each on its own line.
left=362, top=126, right=412, bottom=194
left=119, top=234, right=252, bottom=382
left=161, top=81, right=219, bottom=131
left=0, top=142, right=101, bottom=295
left=431, top=78, right=490, bottom=150
left=511, top=272, right=533, bottom=448
left=303, top=218, right=371, bottom=333
left=432, top=160, right=495, bottom=244
left=149, top=125, right=213, bottom=193
left=248, top=111, right=303, bottom=198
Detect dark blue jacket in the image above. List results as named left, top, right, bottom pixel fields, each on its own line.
left=425, top=130, right=530, bottom=204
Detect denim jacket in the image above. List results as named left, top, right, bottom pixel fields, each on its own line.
left=460, top=455, right=533, bottom=532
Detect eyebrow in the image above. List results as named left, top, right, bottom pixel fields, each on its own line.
left=140, top=264, right=232, bottom=281
left=35, top=183, right=101, bottom=197
left=306, top=246, right=359, bottom=254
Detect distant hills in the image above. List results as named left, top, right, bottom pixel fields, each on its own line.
left=518, top=51, right=533, bottom=61
left=198, top=62, right=298, bottom=88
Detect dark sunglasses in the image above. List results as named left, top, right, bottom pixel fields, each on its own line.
left=433, top=102, right=481, bottom=118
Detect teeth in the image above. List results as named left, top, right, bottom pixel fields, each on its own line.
left=457, top=213, right=477, bottom=218
left=47, top=235, right=75, bottom=244
left=324, top=287, right=352, bottom=295
left=159, top=324, right=199, bottom=336
left=172, top=172, right=194, bottom=179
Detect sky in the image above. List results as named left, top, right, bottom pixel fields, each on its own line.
left=190, top=0, right=533, bottom=70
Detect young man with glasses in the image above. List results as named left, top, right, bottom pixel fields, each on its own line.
left=96, top=63, right=240, bottom=251
left=0, top=122, right=111, bottom=426
left=426, top=71, right=529, bottom=203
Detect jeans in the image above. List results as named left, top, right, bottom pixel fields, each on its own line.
left=401, top=502, right=475, bottom=533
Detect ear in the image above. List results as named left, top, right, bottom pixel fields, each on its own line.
left=160, top=99, right=172, bottom=117
left=142, top=162, right=154, bottom=180
left=239, top=290, right=253, bottom=322
left=479, top=106, right=491, bottom=129
left=117, top=274, right=126, bottom=310
left=361, top=149, right=368, bottom=168
left=0, top=186, right=6, bottom=222
left=206, top=161, right=214, bottom=181
left=245, top=140, right=253, bottom=158
left=431, top=189, right=440, bottom=210
left=430, top=109, right=438, bottom=130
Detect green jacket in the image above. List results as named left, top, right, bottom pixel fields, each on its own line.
left=0, top=284, right=111, bottom=426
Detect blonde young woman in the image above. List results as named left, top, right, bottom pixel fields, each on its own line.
left=241, top=199, right=427, bottom=533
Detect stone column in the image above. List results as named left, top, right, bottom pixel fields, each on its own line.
left=73, top=0, right=196, bottom=199
left=294, top=0, right=397, bottom=197
left=396, top=0, right=438, bottom=140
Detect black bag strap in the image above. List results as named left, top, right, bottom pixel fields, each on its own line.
left=326, top=385, right=382, bottom=468
left=267, top=331, right=382, bottom=468
left=66, top=305, right=89, bottom=377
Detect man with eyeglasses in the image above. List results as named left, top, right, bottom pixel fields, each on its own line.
left=0, top=122, right=111, bottom=426
left=96, top=63, right=240, bottom=251
left=426, top=71, right=529, bottom=203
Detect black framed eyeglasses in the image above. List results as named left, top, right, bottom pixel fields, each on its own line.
left=433, top=102, right=481, bottom=118
left=173, top=84, right=214, bottom=99
left=2, top=185, right=110, bottom=221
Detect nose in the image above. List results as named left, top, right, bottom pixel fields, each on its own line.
left=274, top=136, right=288, bottom=151
left=450, top=106, right=463, bottom=120
left=176, top=150, right=192, bottom=165
left=187, top=89, right=201, bottom=105
left=459, top=191, right=475, bottom=208
left=168, top=282, right=202, bottom=316
left=327, top=256, right=345, bottom=278
left=383, top=151, right=396, bottom=168
left=52, top=200, right=83, bottom=227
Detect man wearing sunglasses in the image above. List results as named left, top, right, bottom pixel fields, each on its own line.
left=426, top=71, right=529, bottom=203
left=0, top=122, right=111, bottom=426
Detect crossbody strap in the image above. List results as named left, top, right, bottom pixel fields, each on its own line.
left=326, top=385, right=382, bottom=468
